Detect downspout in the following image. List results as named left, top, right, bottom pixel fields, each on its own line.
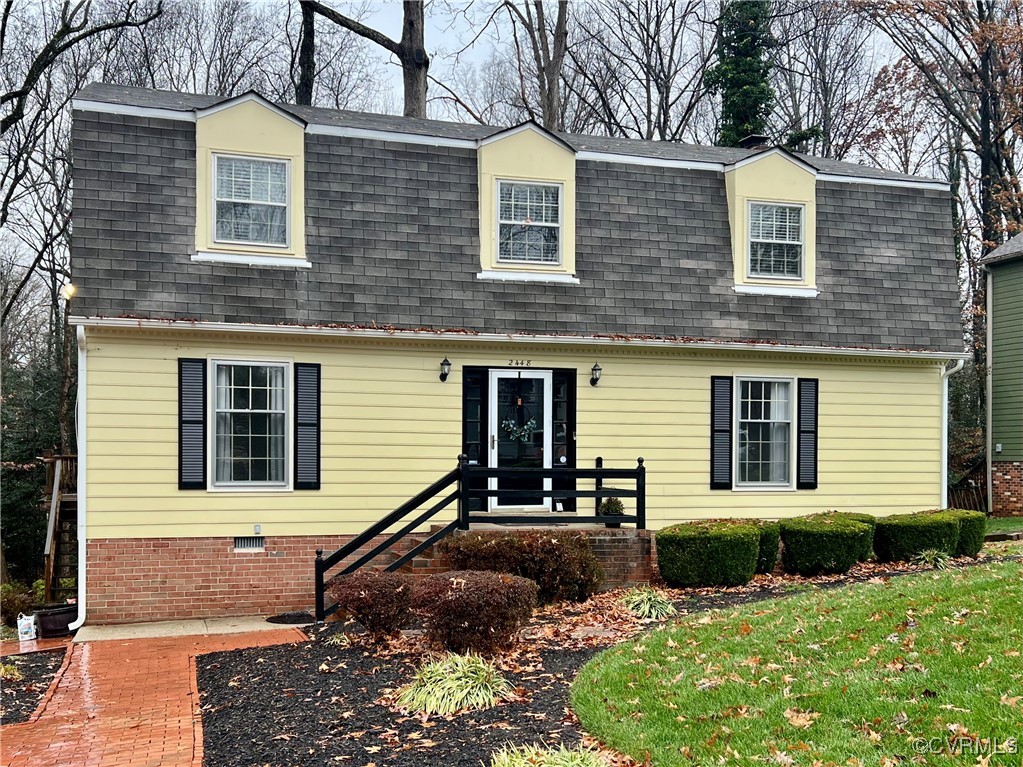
left=985, top=267, right=993, bottom=514
left=69, top=326, right=87, bottom=630
left=941, top=357, right=966, bottom=509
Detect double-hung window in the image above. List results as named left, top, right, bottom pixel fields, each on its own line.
left=736, top=378, right=792, bottom=487
left=214, top=155, right=289, bottom=248
left=212, top=361, right=288, bottom=487
left=497, top=181, right=561, bottom=264
left=748, top=202, right=803, bottom=279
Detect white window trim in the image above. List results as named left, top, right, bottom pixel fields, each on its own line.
left=192, top=252, right=312, bottom=269
left=476, top=269, right=579, bottom=285
left=207, top=357, right=293, bottom=493
left=733, top=375, right=797, bottom=492
left=495, top=179, right=563, bottom=267
left=747, top=200, right=805, bottom=282
left=733, top=284, right=819, bottom=298
left=212, top=153, right=291, bottom=250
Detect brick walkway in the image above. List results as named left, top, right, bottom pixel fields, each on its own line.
left=1, top=628, right=305, bottom=767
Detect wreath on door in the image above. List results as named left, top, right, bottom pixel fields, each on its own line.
left=501, top=395, right=536, bottom=443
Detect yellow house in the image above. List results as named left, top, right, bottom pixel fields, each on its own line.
left=68, top=85, right=967, bottom=624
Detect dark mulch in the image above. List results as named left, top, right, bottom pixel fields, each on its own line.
left=0, top=649, right=65, bottom=726
left=198, top=635, right=595, bottom=767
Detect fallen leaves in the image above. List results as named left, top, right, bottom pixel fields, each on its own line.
left=783, top=708, right=820, bottom=729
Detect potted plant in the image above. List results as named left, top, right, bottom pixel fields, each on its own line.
left=599, top=497, right=626, bottom=529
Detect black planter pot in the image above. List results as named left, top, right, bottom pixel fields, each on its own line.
left=35, top=604, right=77, bottom=638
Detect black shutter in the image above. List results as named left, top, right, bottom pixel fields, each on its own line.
left=796, top=378, right=819, bottom=490
left=294, top=363, right=321, bottom=490
left=552, top=369, right=577, bottom=511
left=461, top=368, right=488, bottom=511
left=178, top=358, right=206, bottom=490
left=710, top=375, right=733, bottom=490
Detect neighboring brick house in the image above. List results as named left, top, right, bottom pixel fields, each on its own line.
left=984, top=234, right=1023, bottom=516
left=69, top=83, right=967, bottom=624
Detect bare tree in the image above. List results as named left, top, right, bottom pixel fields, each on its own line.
left=567, top=0, right=715, bottom=141
left=499, top=0, right=569, bottom=130
left=770, top=1, right=881, bottom=158
left=301, top=0, right=429, bottom=118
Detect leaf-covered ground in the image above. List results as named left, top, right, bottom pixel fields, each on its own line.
left=0, top=648, right=65, bottom=726
left=572, top=561, right=1023, bottom=766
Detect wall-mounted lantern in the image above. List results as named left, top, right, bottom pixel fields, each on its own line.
left=439, top=357, right=452, bottom=382
left=590, top=363, right=602, bottom=387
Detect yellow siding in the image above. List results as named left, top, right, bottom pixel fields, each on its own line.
left=477, top=127, right=576, bottom=275
left=725, top=151, right=817, bottom=289
left=84, top=328, right=944, bottom=538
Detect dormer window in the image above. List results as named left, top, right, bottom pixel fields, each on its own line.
left=214, top=155, right=289, bottom=248
left=497, top=181, right=561, bottom=265
left=748, top=202, right=803, bottom=280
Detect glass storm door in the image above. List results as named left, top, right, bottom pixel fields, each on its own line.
left=488, top=370, right=553, bottom=511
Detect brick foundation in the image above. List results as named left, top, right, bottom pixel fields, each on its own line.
left=991, top=461, right=1023, bottom=516
left=86, top=527, right=654, bottom=624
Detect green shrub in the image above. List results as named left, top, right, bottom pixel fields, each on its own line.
left=0, top=583, right=33, bottom=627
left=925, top=509, right=986, bottom=557
left=443, top=532, right=602, bottom=604
left=780, top=514, right=872, bottom=576
left=396, top=653, right=512, bottom=715
left=620, top=586, right=677, bottom=620
left=755, top=521, right=781, bottom=574
left=416, top=570, right=536, bottom=654
left=490, top=743, right=606, bottom=767
left=598, top=497, right=625, bottom=516
left=655, top=521, right=759, bottom=587
left=825, top=512, right=876, bottom=561
left=326, top=571, right=413, bottom=639
left=874, top=512, right=959, bottom=563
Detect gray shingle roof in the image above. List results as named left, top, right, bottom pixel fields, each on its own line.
left=982, top=233, right=1023, bottom=265
left=75, top=82, right=942, bottom=186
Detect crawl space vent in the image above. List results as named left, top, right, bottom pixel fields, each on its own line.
left=234, top=536, right=265, bottom=552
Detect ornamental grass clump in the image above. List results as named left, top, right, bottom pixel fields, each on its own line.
left=874, top=511, right=959, bottom=563
left=779, top=513, right=872, bottom=576
left=911, top=548, right=952, bottom=570
left=620, top=586, right=677, bottom=620
left=655, top=520, right=760, bottom=587
left=395, top=653, right=513, bottom=715
left=490, top=743, right=607, bottom=767
left=416, top=570, right=537, bottom=655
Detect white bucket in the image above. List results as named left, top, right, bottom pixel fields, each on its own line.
left=17, top=612, right=37, bottom=641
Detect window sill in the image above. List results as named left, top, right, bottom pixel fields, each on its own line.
left=731, top=484, right=797, bottom=492
left=477, top=270, right=580, bottom=285
left=733, top=284, right=819, bottom=298
left=206, top=485, right=294, bottom=494
left=193, top=251, right=311, bottom=269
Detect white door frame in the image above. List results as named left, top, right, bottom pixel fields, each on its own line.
left=487, top=369, right=553, bottom=512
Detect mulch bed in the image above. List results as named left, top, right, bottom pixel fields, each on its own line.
left=198, top=552, right=1020, bottom=767
left=0, top=648, right=65, bottom=726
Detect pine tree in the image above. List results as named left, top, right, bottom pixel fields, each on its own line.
left=707, top=0, right=777, bottom=147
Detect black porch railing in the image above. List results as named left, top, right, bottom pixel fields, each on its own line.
left=314, top=455, right=646, bottom=622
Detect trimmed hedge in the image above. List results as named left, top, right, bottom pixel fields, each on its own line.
left=443, top=532, right=602, bottom=604
left=827, top=512, right=876, bottom=561
left=416, top=570, right=537, bottom=654
left=920, top=508, right=986, bottom=558
left=655, top=521, right=759, bottom=587
left=327, top=571, right=413, bottom=638
left=780, top=514, right=872, bottom=576
left=873, top=512, right=959, bottom=563
left=755, top=521, right=781, bottom=574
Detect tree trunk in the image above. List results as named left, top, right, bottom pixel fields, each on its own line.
left=399, top=1, right=429, bottom=118
left=297, top=0, right=316, bottom=106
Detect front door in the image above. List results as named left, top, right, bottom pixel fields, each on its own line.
left=488, top=370, right=553, bottom=511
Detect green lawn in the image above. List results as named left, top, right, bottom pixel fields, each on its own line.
left=573, top=562, right=1023, bottom=765
left=987, top=517, right=1023, bottom=536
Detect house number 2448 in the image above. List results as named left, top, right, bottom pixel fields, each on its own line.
left=508, top=360, right=532, bottom=366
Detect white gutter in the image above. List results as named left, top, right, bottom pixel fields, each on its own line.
left=69, top=326, right=87, bottom=631
left=71, top=316, right=972, bottom=362
left=941, top=357, right=967, bottom=509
